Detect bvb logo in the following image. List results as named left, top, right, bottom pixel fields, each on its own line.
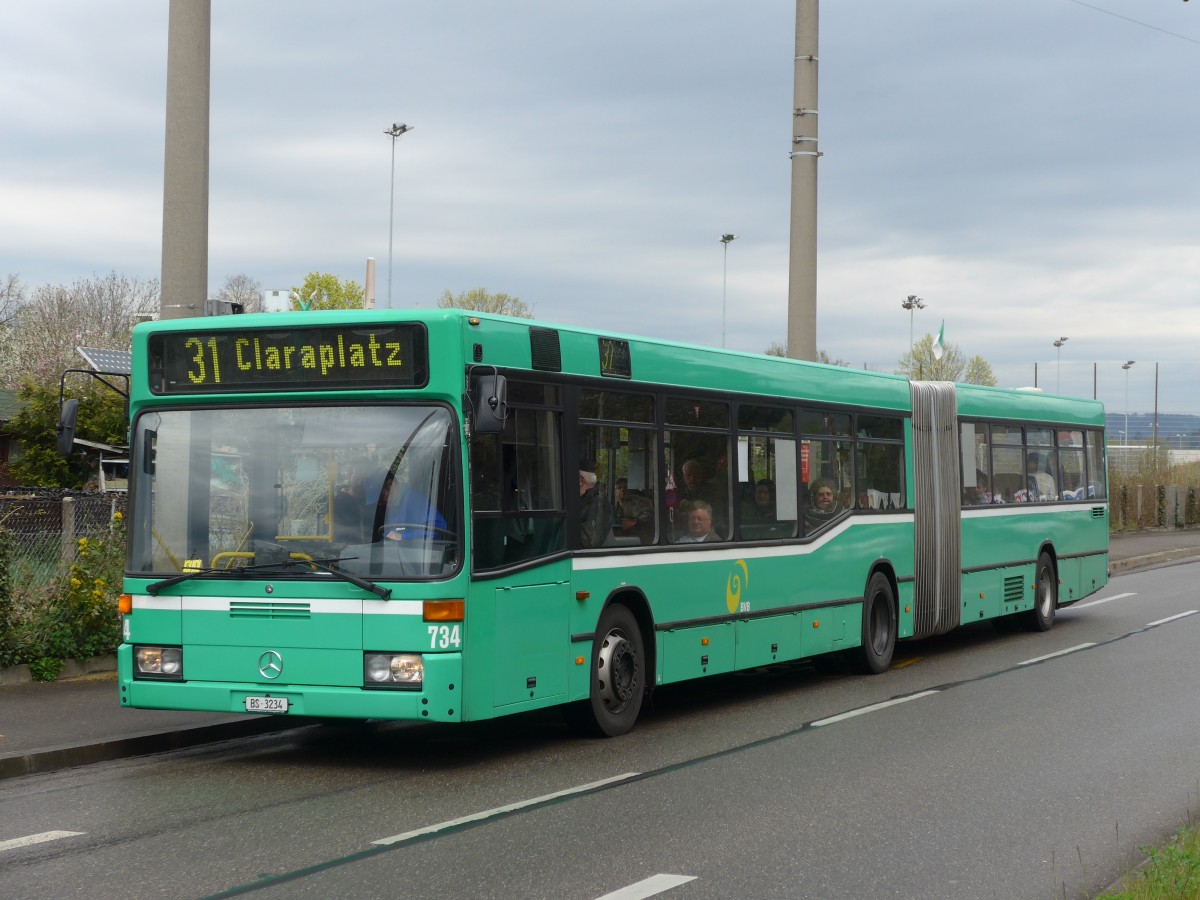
left=726, top=559, right=749, bottom=614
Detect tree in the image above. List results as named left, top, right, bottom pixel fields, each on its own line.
left=216, top=273, right=264, bottom=314
left=963, top=354, right=998, bottom=386
left=897, top=333, right=997, bottom=385
left=437, top=288, right=531, bottom=318
left=0, top=274, right=24, bottom=328
left=6, top=378, right=127, bottom=488
left=764, top=342, right=849, bottom=367
left=291, top=273, right=364, bottom=311
left=0, top=272, right=157, bottom=390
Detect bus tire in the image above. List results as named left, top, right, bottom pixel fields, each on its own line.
left=853, top=572, right=897, bottom=675
left=565, top=604, right=645, bottom=737
left=1023, top=553, right=1057, bottom=632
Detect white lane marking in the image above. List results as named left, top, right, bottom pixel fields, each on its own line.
left=812, top=690, right=939, bottom=727
left=0, top=831, right=85, bottom=853
left=372, top=773, right=640, bottom=846
left=1074, top=591, right=1136, bottom=609
left=1020, top=643, right=1097, bottom=666
left=596, top=874, right=698, bottom=900
left=1146, top=610, right=1198, bottom=628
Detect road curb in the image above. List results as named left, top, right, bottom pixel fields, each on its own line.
left=1109, top=548, right=1200, bottom=575
left=0, top=716, right=312, bottom=781
left=0, top=655, right=117, bottom=686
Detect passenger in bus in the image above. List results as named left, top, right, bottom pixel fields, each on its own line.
left=333, top=471, right=365, bottom=542
left=678, top=459, right=709, bottom=512
left=676, top=500, right=720, bottom=543
left=615, top=477, right=654, bottom=540
left=804, top=479, right=842, bottom=529
left=679, top=457, right=728, bottom=534
left=743, top=479, right=776, bottom=522
left=962, top=482, right=993, bottom=506
left=1014, top=456, right=1056, bottom=503
left=579, top=465, right=613, bottom=548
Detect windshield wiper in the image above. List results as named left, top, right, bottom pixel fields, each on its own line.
left=145, top=556, right=391, bottom=600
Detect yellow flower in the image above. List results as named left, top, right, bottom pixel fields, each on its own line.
left=94, top=578, right=105, bottom=586
left=113, top=512, right=124, bottom=522
left=71, top=578, right=82, bottom=588
left=78, top=537, right=89, bottom=549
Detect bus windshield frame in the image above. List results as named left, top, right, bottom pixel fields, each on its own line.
left=127, top=401, right=461, bottom=583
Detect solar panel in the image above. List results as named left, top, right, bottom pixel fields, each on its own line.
left=76, top=347, right=132, bottom=375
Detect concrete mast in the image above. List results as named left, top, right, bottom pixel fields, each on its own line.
left=786, top=0, right=818, bottom=361
left=159, top=0, right=211, bottom=320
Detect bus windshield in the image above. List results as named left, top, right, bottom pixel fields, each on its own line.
left=128, top=404, right=459, bottom=582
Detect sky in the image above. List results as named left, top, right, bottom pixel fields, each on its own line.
left=2, top=1, right=1197, bottom=417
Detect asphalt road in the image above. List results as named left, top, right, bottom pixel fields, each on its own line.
left=1, top=560, right=1197, bottom=899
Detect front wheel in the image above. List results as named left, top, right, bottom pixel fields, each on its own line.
left=1023, top=552, right=1057, bottom=632
left=853, top=571, right=897, bottom=675
left=564, top=604, right=645, bottom=737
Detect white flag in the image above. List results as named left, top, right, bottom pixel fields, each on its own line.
left=932, top=320, right=945, bottom=360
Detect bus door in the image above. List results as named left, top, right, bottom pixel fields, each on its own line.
left=469, top=396, right=572, bottom=710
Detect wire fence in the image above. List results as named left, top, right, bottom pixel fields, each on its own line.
left=0, top=490, right=127, bottom=586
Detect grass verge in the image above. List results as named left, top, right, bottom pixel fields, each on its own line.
left=1098, top=823, right=1200, bottom=899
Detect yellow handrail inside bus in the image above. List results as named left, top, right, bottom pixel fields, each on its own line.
left=151, top=528, right=183, bottom=571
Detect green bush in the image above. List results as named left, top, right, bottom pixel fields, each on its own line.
left=1109, top=458, right=1200, bottom=531
left=0, top=514, right=126, bottom=677
left=0, top=524, right=15, bottom=668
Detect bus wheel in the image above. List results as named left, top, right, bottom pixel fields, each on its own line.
left=1023, top=553, right=1057, bottom=632
left=854, top=572, right=897, bottom=675
left=566, top=604, right=645, bottom=737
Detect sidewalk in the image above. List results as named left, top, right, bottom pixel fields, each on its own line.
left=2, top=528, right=1198, bottom=780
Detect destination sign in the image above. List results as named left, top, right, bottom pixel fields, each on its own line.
left=147, top=323, right=429, bottom=394
left=598, top=337, right=632, bottom=379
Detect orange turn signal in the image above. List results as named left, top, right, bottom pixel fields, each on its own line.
left=423, top=600, right=465, bottom=622
left=118, top=594, right=133, bottom=615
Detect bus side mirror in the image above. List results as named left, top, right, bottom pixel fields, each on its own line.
left=57, top=398, right=79, bottom=458
left=472, top=373, right=507, bottom=434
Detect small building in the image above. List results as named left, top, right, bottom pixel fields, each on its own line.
left=0, top=388, right=20, bottom=486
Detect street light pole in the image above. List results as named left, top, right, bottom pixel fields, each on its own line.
left=720, top=234, right=737, bottom=348
left=900, top=295, right=926, bottom=367
left=1122, top=360, right=1135, bottom=445
left=385, top=123, right=413, bottom=309
left=1053, top=336, right=1068, bottom=392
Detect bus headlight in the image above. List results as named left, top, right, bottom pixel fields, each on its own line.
left=364, top=653, right=423, bottom=688
left=134, top=646, right=184, bottom=680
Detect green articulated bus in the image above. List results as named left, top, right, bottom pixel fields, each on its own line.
left=116, top=309, right=1109, bottom=736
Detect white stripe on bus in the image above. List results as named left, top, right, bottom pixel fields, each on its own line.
left=131, top=596, right=423, bottom=616
left=961, top=503, right=1107, bottom=519
left=574, top=514, right=912, bottom=571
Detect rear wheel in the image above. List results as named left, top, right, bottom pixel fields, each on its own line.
left=1023, top=552, right=1057, bottom=632
left=853, top=572, right=897, bottom=675
left=564, top=604, right=645, bottom=737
